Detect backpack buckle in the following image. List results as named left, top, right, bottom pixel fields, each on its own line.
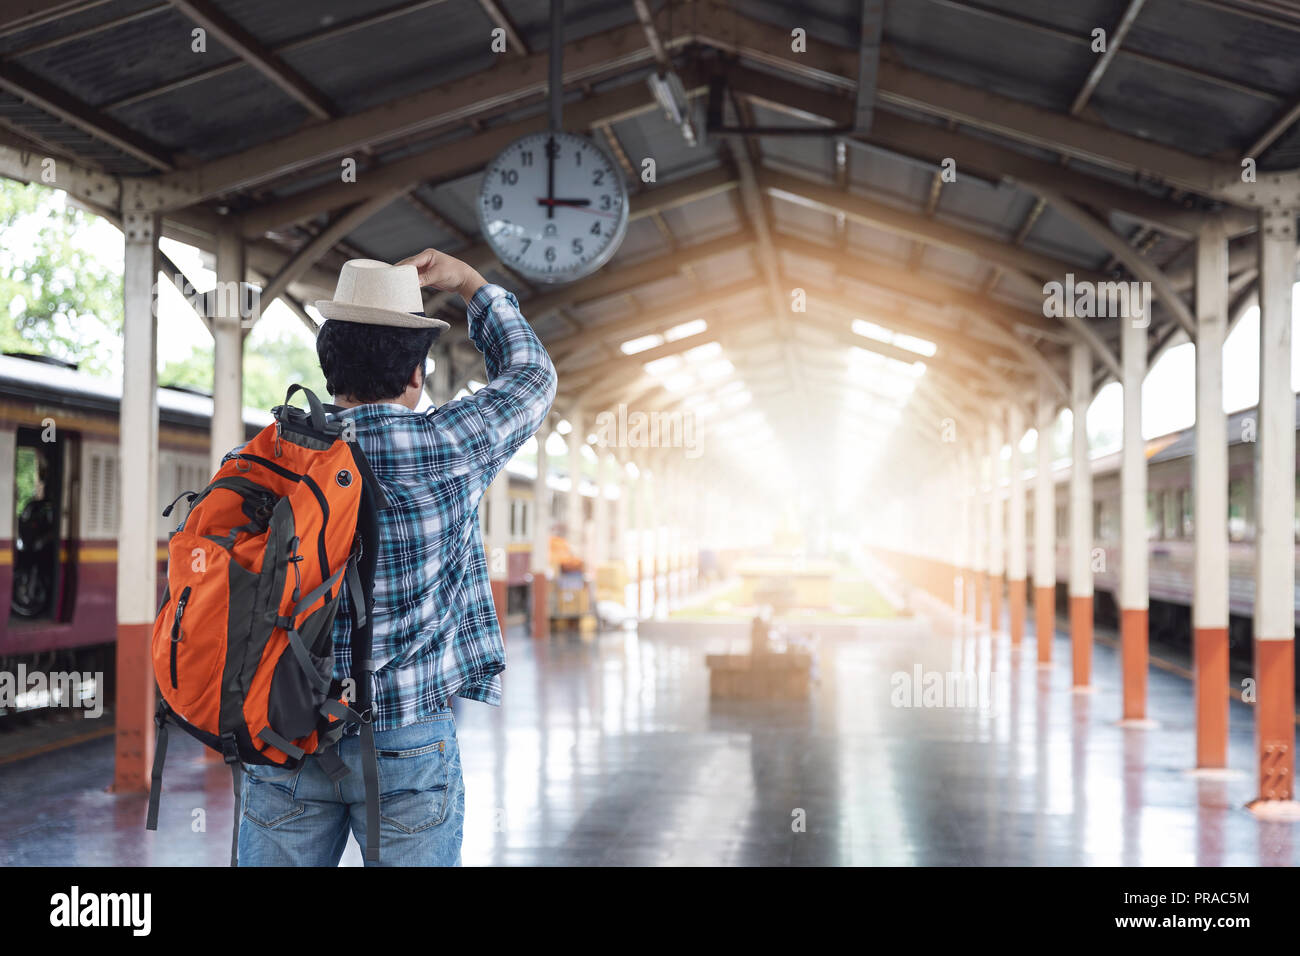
left=219, top=732, right=240, bottom=765
left=274, top=421, right=283, bottom=458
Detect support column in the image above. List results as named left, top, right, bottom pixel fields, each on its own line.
left=971, top=434, right=987, bottom=624
left=113, top=212, right=160, bottom=794
left=1194, top=216, right=1230, bottom=769
left=1120, top=301, right=1149, bottom=720
left=566, top=411, right=585, bottom=557
left=487, top=465, right=510, bottom=636
left=1069, top=341, right=1094, bottom=688
left=531, top=428, right=551, bottom=640
left=1007, top=404, right=1027, bottom=645
left=637, top=461, right=651, bottom=619
left=958, top=444, right=972, bottom=613
left=211, top=226, right=246, bottom=478
left=1034, top=378, right=1056, bottom=665
left=1253, top=204, right=1297, bottom=803
left=648, top=460, right=660, bottom=617
left=614, top=456, right=630, bottom=606
left=592, top=453, right=610, bottom=569
left=988, top=417, right=1004, bottom=636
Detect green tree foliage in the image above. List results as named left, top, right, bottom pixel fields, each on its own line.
left=0, top=180, right=122, bottom=373
left=159, top=328, right=329, bottom=412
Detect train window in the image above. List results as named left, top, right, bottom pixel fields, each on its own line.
left=12, top=427, right=64, bottom=621
left=1227, top=478, right=1251, bottom=542
left=1180, top=488, right=1194, bottom=538
left=1093, top=501, right=1114, bottom=540
left=1146, top=492, right=1162, bottom=540
left=1163, top=490, right=1182, bottom=539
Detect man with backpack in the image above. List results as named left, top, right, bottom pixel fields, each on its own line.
left=229, top=250, right=556, bottom=865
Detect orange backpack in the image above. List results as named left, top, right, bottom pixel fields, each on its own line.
left=145, top=385, right=387, bottom=864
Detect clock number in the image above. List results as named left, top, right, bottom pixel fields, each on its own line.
left=572, top=239, right=584, bottom=256
left=520, top=238, right=531, bottom=253
left=490, top=194, right=503, bottom=210
left=500, top=169, right=518, bottom=185
left=520, top=150, right=533, bottom=166
left=574, top=150, right=581, bottom=167
left=593, top=170, right=604, bottom=186
left=600, top=194, right=611, bottom=210
left=545, top=246, right=556, bottom=262
left=589, top=221, right=602, bottom=236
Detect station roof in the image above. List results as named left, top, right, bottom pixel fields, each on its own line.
left=0, top=0, right=1296, bottom=493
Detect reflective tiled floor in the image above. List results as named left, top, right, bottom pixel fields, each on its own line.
left=3, top=604, right=1297, bottom=865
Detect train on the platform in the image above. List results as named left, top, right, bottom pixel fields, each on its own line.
left=1029, top=396, right=1300, bottom=647
left=0, top=353, right=555, bottom=701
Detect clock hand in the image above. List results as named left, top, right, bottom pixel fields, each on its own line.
left=535, top=197, right=618, bottom=219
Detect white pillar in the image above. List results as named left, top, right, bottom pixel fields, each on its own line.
left=1120, top=295, right=1149, bottom=718
left=971, top=432, right=987, bottom=616
left=114, top=211, right=160, bottom=792
left=1034, top=378, right=1056, bottom=660
left=1008, top=402, right=1027, bottom=643
left=1252, top=202, right=1297, bottom=801
left=958, top=443, right=972, bottom=610
left=532, top=431, right=551, bottom=575
left=987, top=416, right=1004, bottom=632
left=210, top=225, right=245, bottom=478
left=1069, top=340, right=1094, bottom=687
left=487, top=461, right=510, bottom=630
left=567, top=409, right=584, bottom=554
left=1194, top=215, right=1230, bottom=768
left=614, top=457, right=629, bottom=598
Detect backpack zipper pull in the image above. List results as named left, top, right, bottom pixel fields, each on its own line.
left=169, top=586, right=192, bottom=689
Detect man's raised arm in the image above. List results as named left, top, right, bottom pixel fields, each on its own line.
left=399, top=248, right=557, bottom=477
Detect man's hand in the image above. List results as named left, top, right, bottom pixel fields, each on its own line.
left=396, top=248, right=487, bottom=302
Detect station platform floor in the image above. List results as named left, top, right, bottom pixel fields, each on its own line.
left=2, top=604, right=1296, bottom=866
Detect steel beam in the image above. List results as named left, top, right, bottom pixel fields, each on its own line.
left=168, top=0, right=337, bottom=119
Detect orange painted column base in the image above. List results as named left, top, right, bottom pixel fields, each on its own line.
left=988, top=578, right=1001, bottom=634
left=112, top=622, right=155, bottom=794
left=1120, top=607, right=1148, bottom=720
left=1069, top=595, right=1092, bottom=687
left=490, top=578, right=507, bottom=637
left=1008, top=578, right=1026, bottom=645
left=531, top=573, right=549, bottom=640
left=1193, top=626, right=1229, bottom=769
left=1254, top=639, right=1295, bottom=802
left=1034, top=585, right=1054, bottom=664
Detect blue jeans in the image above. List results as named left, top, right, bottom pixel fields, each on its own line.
left=237, top=710, right=464, bottom=866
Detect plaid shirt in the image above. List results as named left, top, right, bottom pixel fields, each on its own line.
left=226, top=284, right=555, bottom=729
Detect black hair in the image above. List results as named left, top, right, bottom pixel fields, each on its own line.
left=315, top=319, right=440, bottom=403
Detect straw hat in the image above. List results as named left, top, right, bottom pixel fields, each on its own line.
left=314, top=259, right=451, bottom=331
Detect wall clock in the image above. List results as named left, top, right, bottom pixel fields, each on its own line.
left=477, top=130, right=630, bottom=284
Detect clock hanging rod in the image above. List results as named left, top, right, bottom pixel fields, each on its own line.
left=549, top=0, right=563, bottom=134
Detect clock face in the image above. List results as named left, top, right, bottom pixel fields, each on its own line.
left=477, top=131, right=629, bottom=284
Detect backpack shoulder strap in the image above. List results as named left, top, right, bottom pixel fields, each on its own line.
left=347, top=439, right=384, bottom=863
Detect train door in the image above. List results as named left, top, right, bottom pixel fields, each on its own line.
left=10, top=425, right=71, bottom=621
